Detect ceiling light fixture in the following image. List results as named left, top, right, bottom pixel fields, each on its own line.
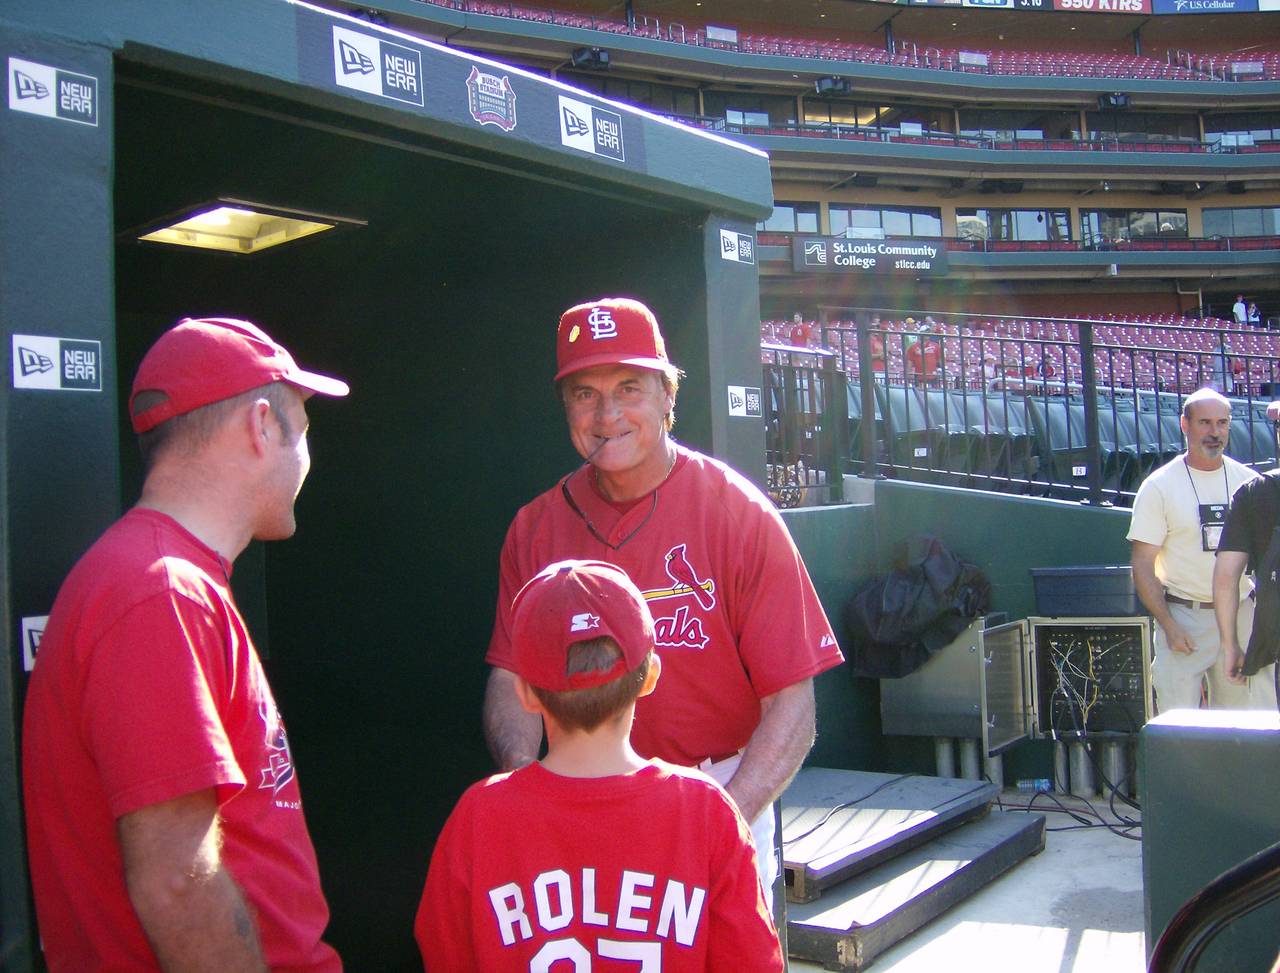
left=134, top=198, right=365, bottom=255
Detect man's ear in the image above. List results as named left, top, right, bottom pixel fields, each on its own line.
left=638, top=652, right=661, bottom=699
left=246, top=397, right=282, bottom=457
left=512, top=674, right=546, bottom=716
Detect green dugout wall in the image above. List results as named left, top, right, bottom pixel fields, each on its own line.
left=0, top=2, right=772, bottom=968
left=790, top=481, right=1133, bottom=778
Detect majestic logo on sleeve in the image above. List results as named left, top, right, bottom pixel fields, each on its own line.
left=258, top=699, right=297, bottom=807
left=641, top=545, right=716, bottom=650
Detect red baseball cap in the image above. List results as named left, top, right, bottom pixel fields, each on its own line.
left=511, top=560, right=656, bottom=692
left=130, top=317, right=349, bottom=433
left=555, top=298, right=670, bottom=381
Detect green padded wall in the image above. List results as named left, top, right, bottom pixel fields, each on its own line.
left=784, top=480, right=1135, bottom=779
left=1143, top=711, right=1280, bottom=972
left=782, top=504, right=882, bottom=771
left=0, top=27, right=117, bottom=970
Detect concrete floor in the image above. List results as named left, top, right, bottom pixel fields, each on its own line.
left=787, top=790, right=1146, bottom=973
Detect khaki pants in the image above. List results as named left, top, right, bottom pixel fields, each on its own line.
left=1152, top=599, right=1277, bottom=712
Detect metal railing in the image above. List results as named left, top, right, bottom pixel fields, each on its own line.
left=659, top=114, right=1280, bottom=157
left=764, top=310, right=1280, bottom=507
left=412, top=0, right=1280, bottom=83
left=752, top=231, right=1280, bottom=256
left=1148, top=838, right=1280, bottom=973
left=761, top=344, right=847, bottom=507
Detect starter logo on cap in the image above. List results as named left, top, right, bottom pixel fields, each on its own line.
left=587, top=307, right=618, bottom=340
left=570, top=612, right=600, bottom=632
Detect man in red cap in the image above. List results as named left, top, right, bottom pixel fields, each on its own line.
left=420, top=560, right=782, bottom=972
left=23, top=317, right=348, bottom=972
left=483, top=298, right=844, bottom=901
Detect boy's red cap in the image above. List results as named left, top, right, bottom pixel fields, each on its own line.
left=555, top=298, right=669, bottom=381
left=511, top=560, right=655, bottom=692
left=130, top=317, right=349, bottom=433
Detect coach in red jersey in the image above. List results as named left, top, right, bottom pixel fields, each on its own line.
left=483, top=297, right=844, bottom=896
left=23, top=318, right=347, bottom=972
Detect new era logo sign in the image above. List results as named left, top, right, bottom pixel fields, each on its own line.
left=22, top=615, right=48, bottom=673
left=727, top=385, right=763, bottom=418
left=719, top=229, right=756, bottom=265
left=18, top=346, right=53, bottom=377
left=331, top=26, right=424, bottom=106
left=562, top=106, right=590, bottom=137
left=558, top=96, right=625, bottom=162
left=8, top=58, right=98, bottom=126
left=12, top=335, right=102, bottom=392
left=570, top=612, right=600, bottom=632
left=338, top=39, right=375, bottom=75
left=13, top=70, right=47, bottom=100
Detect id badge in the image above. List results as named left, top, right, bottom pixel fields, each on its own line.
left=1200, top=503, right=1227, bottom=552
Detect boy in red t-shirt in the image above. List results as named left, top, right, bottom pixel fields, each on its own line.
left=415, top=560, right=782, bottom=972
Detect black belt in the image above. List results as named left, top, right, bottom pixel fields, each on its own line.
left=1165, top=593, right=1214, bottom=610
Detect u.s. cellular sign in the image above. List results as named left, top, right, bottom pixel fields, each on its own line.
left=792, top=237, right=949, bottom=276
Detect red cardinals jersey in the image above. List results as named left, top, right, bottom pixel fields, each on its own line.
left=906, top=337, right=940, bottom=376
left=487, top=445, right=843, bottom=766
left=415, top=761, right=783, bottom=972
left=22, top=509, right=340, bottom=973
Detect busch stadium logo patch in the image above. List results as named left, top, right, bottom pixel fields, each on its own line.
left=8, top=58, right=98, bottom=126
left=12, top=335, right=102, bottom=392
left=331, top=25, right=424, bottom=107
left=466, top=66, right=517, bottom=131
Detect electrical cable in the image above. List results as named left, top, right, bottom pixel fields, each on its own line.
left=782, top=772, right=940, bottom=846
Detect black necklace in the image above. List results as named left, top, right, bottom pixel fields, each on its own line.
left=561, top=472, right=659, bottom=551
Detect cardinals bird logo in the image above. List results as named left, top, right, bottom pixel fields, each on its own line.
left=663, top=544, right=716, bottom=610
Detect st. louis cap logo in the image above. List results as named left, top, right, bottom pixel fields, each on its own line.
left=587, top=307, right=618, bottom=340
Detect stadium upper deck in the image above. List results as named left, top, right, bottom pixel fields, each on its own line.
left=341, top=0, right=1280, bottom=321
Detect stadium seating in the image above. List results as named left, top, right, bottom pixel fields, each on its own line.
left=765, top=314, right=1280, bottom=397
left=423, top=0, right=1280, bottom=83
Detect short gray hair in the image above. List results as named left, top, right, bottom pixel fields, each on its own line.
left=1182, top=387, right=1231, bottom=420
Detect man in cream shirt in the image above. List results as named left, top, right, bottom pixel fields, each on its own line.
left=1128, top=388, right=1273, bottom=710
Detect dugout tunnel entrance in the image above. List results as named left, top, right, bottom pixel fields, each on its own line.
left=0, top=4, right=772, bottom=969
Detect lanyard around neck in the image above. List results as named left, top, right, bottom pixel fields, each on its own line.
left=1183, top=457, right=1230, bottom=508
